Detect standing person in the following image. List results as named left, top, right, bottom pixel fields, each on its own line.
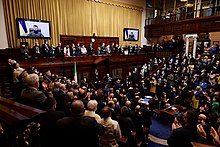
left=20, top=73, right=48, bottom=109
left=56, top=100, right=104, bottom=147
left=150, top=77, right=157, bottom=97
left=87, top=42, right=93, bottom=56
left=176, top=8, right=181, bottom=21
left=38, top=98, right=65, bottom=147
left=99, top=106, right=122, bottom=147
left=64, top=45, right=70, bottom=57
left=167, top=110, right=199, bottom=147
left=20, top=44, right=29, bottom=59
left=70, top=43, right=76, bottom=56
left=32, top=42, right=41, bottom=58
left=55, top=43, right=64, bottom=57
left=81, top=45, right=87, bottom=55
left=75, top=43, right=81, bottom=56
left=141, top=103, right=152, bottom=144
left=41, top=40, right=50, bottom=57
left=115, top=106, right=136, bottom=147
left=84, top=100, right=101, bottom=123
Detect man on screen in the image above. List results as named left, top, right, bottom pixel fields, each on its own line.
left=128, top=32, right=135, bottom=40
left=27, top=25, right=44, bottom=37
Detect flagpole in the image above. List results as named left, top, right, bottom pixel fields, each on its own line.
left=74, top=60, right=78, bottom=83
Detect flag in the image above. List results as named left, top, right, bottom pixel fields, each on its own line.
left=74, top=61, right=78, bottom=83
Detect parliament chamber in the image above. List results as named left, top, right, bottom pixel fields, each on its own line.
left=0, top=0, right=220, bottom=147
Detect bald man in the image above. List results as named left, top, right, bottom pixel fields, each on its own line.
left=56, top=100, right=104, bottom=147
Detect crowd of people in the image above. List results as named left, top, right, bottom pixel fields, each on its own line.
left=6, top=44, right=220, bottom=147
left=20, top=40, right=142, bottom=59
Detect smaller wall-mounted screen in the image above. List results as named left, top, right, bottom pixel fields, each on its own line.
left=16, top=18, right=51, bottom=39
left=123, top=28, right=139, bottom=41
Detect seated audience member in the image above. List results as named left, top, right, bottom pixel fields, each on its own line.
left=32, top=42, right=41, bottom=58
left=20, top=44, right=30, bottom=59
left=167, top=110, right=199, bottom=147
left=56, top=100, right=104, bottom=147
left=38, top=98, right=65, bottom=147
left=99, top=106, right=122, bottom=147
left=84, top=100, right=101, bottom=123
left=20, top=73, right=48, bottom=109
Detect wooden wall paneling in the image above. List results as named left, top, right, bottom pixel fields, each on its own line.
left=145, top=15, right=220, bottom=37
left=60, top=35, right=119, bottom=51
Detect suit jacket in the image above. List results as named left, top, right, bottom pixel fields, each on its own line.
left=56, top=115, right=104, bottom=147
left=53, top=90, right=66, bottom=112
left=20, top=87, right=47, bottom=109
left=32, top=45, right=42, bottom=57
left=41, top=43, right=50, bottom=56
left=167, top=125, right=198, bottom=147
left=55, top=46, right=64, bottom=57
left=37, top=110, right=66, bottom=147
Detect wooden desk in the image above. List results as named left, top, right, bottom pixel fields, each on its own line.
left=160, top=105, right=184, bottom=122
left=161, top=106, right=179, bottom=116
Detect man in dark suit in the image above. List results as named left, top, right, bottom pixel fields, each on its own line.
left=87, top=42, right=93, bottom=56
left=55, top=42, right=64, bottom=57
left=37, top=98, right=66, bottom=147
left=55, top=100, right=104, bottom=147
left=32, top=42, right=41, bottom=58
left=20, top=44, right=30, bottom=59
left=20, top=73, right=48, bottom=109
left=41, top=40, right=50, bottom=57
left=167, top=110, right=199, bottom=147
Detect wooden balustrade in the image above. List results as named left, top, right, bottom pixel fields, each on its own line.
left=0, top=96, right=45, bottom=147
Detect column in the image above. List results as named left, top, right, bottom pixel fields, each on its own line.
left=185, top=37, right=189, bottom=56
left=174, top=0, right=176, bottom=10
left=196, top=0, right=202, bottom=17
left=193, top=36, right=197, bottom=58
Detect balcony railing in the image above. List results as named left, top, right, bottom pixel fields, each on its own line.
left=146, top=7, right=220, bottom=25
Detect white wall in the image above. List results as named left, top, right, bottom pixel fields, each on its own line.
left=0, top=0, right=8, bottom=49
left=141, top=7, right=147, bottom=46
